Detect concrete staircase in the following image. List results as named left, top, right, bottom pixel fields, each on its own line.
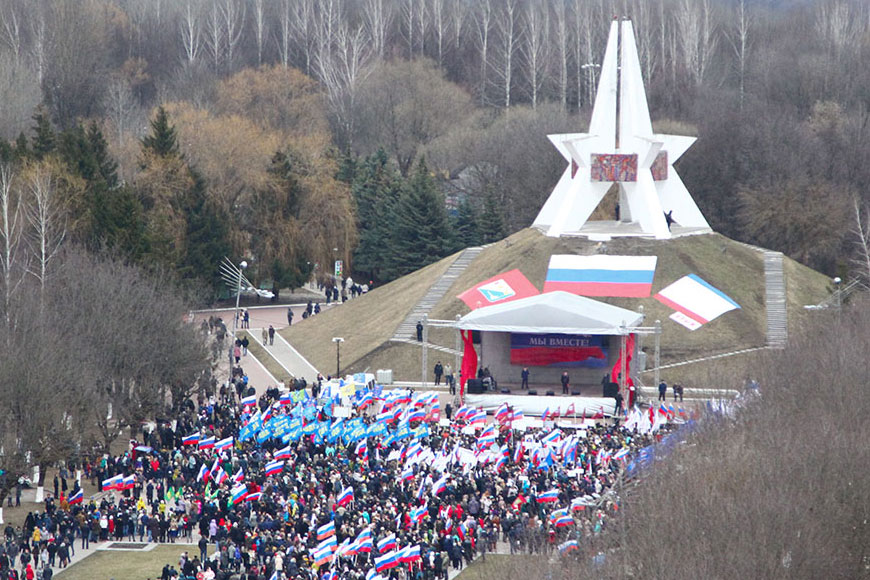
left=764, top=251, right=788, bottom=348
left=392, top=247, right=483, bottom=340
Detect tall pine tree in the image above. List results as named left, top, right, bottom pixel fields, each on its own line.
left=385, top=158, right=453, bottom=279
left=452, top=196, right=482, bottom=248
left=352, top=149, right=402, bottom=282
left=141, top=107, right=180, bottom=158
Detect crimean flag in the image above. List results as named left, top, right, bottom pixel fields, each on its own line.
left=457, top=269, right=540, bottom=310
left=655, top=274, right=740, bottom=329
left=544, top=254, right=657, bottom=297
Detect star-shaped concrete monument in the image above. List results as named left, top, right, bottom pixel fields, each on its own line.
left=533, top=19, right=711, bottom=240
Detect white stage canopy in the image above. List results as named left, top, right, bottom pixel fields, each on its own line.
left=454, top=291, right=642, bottom=335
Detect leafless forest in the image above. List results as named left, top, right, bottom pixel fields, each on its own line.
left=0, top=0, right=869, bottom=282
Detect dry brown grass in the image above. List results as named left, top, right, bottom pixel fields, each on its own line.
left=241, top=330, right=294, bottom=383
left=278, top=252, right=457, bottom=375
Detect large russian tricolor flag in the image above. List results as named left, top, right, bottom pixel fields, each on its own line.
left=654, top=274, right=740, bottom=328
left=544, top=255, right=657, bottom=297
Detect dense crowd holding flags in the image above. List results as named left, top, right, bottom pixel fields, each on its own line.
left=5, top=374, right=699, bottom=580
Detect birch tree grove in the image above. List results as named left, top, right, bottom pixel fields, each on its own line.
left=521, top=0, right=549, bottom=110
left=0, top=165, right=25, bottom=335
left=24, top=164, right=65, bottom=295
left=494, top=0, right=519, bottom=109
left=363, top=0, right=393, bottom=60
left=180, top=0, right=202, bottom=64
left=675, top=0, right=718, bottom=86
left=474, top=0, right=492, bottom=106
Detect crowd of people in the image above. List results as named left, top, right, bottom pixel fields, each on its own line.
left=0, top=373, right=676, bottom=580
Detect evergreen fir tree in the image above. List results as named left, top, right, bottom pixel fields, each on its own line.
left=0, top=138, right=11, bottom=164
left=480, top=188, right=506, bottom=244
left=13, top=132, right=28, bottom=159
left=452, top=196, right=482, bottom=248
left=352, top=149, right=402, bottom=282
left=335, top=150, right=357, bottom=184
left=179, top=170, right=231, bottom=292
left=31, top=107, right=55, bottom=160
left=142, top=106, right=180, bottom=158
left=386, top=158, right=453, bottom=279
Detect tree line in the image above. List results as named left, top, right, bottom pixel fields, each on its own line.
left=1, top=0, right=869, bottom=282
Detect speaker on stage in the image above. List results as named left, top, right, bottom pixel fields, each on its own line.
left=466, top=379, right=484, bottom=394
left=528, top=390, right=537, bottom=396
left=603, top=382, right=619, bottom=397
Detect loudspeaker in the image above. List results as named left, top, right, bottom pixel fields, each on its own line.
left=603, top=382, right=619, bottom=397
left=528, top=390, right=537, bottom=396
left=571, top=389, right=582, bottom=396
left=546, top=390, right=555, bottom=396
left=466, top=379, right=484, bottom=394
left=500, top=388, right=510, bottom=394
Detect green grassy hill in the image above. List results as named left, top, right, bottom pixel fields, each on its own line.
left=279, top=228, right=831, bottom=381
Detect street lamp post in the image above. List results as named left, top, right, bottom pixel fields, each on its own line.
left=833, top=277, right=842, bottom=310
left=229, top=260, right=248, bottom=384
left=332, top=337, right=345, bottom=378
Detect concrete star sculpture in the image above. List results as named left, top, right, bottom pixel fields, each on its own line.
left=533, top=19, right=711, bottom=240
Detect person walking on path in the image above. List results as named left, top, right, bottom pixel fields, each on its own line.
left=286, top=308, right=293, bottom=326
left=268, top=325, right=275, bottom=345
left=241, top=335, right=249, bottom=356
left=561, top=372, right=570, bottom=395
left=261, top=328, right=268, bottom=345
left=416, top=321, right=423, bottom=341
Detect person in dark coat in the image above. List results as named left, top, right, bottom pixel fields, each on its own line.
left=416, top=321, right=424, bottom=341
left=521, top=367, right=530, bottom=390
left=560, top=372, right=570, bottom=394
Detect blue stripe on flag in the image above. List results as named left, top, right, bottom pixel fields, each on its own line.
left=686, top=274, right=740, bottom=307
left=545, top=268, right=654, bottom=284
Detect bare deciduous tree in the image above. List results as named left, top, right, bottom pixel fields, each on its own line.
left=493, top=0, right=519, bottom=109
left=363, top=0, right=393, bottom=60
left=473, top=0, right=493, bottom=106
left=288, top=0, right=316, bottom=74
left=105, top=76, right=141, bottom=144
left=521, top=0, right=549, bottom=110
left=675, top=0, right=719, bottom=86
left=852, top=197, right=870, bottom=285
left=222, top=0, right=246, bottom=71
left=401, top=0, right=418, bottom=58
left=317, top=23, right=373, bottom=149
left=180, top=0, right=203, bottom=64
left=0, top=4, right=22, bottom=67
left=727, top=0, right=751, bottom=109
left=205, top=0, right=225, bottom=70
left=23, top=165, right=66, bottom=296
left=252, top=0, right=266, bottom=65
left=0, top=165, right=25, bottom=336
left=430, top=0, right=447, bottom=66
left=552, top=0, right=569, bottom=110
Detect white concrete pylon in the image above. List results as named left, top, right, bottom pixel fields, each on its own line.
left=532, top=18, right=711, bottom=239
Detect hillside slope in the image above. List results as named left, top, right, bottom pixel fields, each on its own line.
left=280, top=228, right=831, bottom=379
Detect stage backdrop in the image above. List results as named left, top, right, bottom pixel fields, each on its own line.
left=510, top=333, right=608, bottom=368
